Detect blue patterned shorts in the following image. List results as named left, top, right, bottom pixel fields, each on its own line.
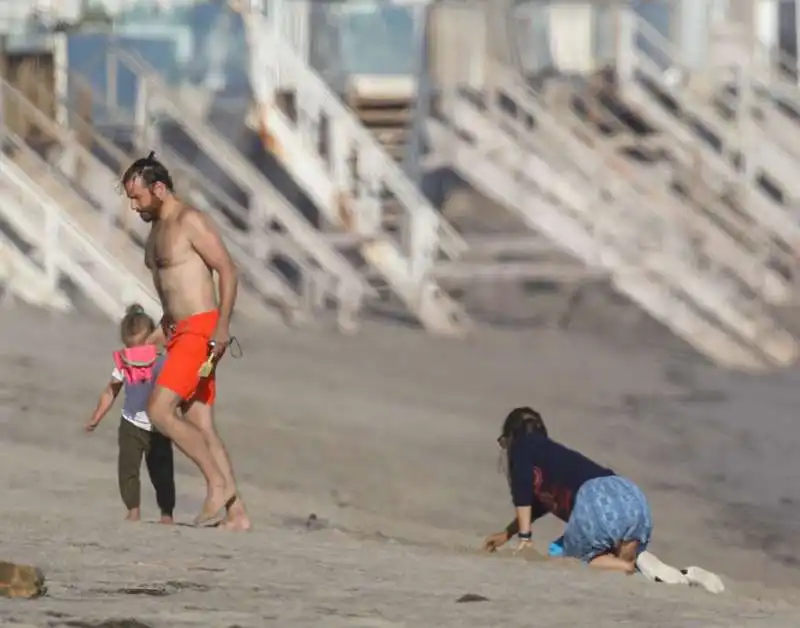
left=562, top=475, right=652, bottom=563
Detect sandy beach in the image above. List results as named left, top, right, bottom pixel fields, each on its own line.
left=1, top=300, right=799, bottom=627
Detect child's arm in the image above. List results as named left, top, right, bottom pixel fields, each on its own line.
left=85, top=378, right=123, bottom=432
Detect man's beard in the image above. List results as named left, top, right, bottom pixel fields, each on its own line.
left=137, top=200, right=162, bottom=223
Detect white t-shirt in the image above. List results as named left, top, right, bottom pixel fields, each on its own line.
left=111, top=355, right=164, bottom=432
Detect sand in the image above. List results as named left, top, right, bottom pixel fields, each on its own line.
left=1, top=301, right=799, bottom=627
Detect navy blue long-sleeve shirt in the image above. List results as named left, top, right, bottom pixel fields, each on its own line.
left=509, top=433, right=614, bottom=522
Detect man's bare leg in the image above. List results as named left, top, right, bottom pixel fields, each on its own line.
left=125, top=507, right=141, bottom=522
left=184, top=400, right=251, bottom=531
left=147, top=386, right=232, bottom=523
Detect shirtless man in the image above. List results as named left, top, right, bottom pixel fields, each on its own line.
left=121, top=152, right=250, bottom=531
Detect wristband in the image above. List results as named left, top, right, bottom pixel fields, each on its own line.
left=518, top=531, right=532, bottom=541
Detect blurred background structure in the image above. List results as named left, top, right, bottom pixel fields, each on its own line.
left=2, top=0, right=800, bottom=372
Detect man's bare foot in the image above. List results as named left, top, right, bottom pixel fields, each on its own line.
left=219, top=498, right=252, bottom=531
left=125, top=508, right=141, bottom=522
left=159, top=514, right=174, bottom=525
left=194, top=489, right=236, bottom=527
left=219, top=516, right=252, bottom=531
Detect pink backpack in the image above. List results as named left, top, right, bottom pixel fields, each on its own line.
left=112, top=344, right=159, bottom=385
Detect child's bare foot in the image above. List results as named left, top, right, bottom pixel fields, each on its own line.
left=125, top=508, right=141, bottom=522
left=159, top=514, right=174, bottom=525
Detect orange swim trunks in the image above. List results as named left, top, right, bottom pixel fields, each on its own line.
left=157, top=310, right=219, bottom=406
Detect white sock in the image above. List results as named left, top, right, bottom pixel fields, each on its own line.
left=636, top=551, right=689, bottom=584
left=683, top=566, right=725, bottom=594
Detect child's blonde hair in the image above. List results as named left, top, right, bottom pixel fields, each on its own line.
left=120, top=303, right=156, bottom=347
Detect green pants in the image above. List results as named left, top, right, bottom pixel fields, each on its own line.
left=118, top=418, right=175, bottom=515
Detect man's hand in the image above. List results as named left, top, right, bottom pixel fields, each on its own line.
left=209, top=323, right=231, bottom=360
left=483, top=531, right=510, bottom=553
left=84, top=420, right=99, bottom=433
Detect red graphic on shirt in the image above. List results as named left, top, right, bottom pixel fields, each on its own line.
left=533, top=466, right=573, bottom=520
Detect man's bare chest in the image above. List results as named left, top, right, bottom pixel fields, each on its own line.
left=145, top=224, right=187, bottom=270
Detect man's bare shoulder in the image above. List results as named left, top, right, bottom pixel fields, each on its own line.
left=178, top=205, right=216, bottom=233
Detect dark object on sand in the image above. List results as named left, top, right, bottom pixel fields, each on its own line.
left=0, top=560, right=46, bottom=598
left=456, top=593, right=490, bottom=603
left=116, top=586, right=170, bottom=597
left=306, top=513, right=327, bottom=531
left=62, top=620, right=153, bottom=628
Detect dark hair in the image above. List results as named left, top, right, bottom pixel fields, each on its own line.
left=499, top=406, right=548, bottom=447
left=120, top=303, right=156, bottom=346
left=497, top=407, right=548, bottom=488
left=121, top=151, right=174, bottom=192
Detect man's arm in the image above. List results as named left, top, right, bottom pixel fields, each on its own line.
left=184, top=210, right=238, bottom=329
